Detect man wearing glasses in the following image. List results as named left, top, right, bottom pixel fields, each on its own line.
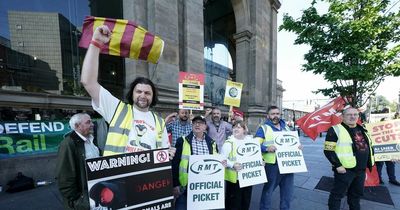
left=171, top=116, right=218, bottom=210
left=324, top=107, right=375, bottom=210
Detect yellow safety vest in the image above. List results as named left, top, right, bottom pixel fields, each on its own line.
left=179, top=136, right=217, bottom=187
left=224, top=138, right=237, bottom=183
left=259, top=124, right=290, bottom=164
left=332, top=124, right=375, bottom=168
left=103, top=102, right=165, bottom=156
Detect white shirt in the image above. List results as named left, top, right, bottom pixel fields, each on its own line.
left=92, top=86, right=169, bottom=153
left=75, top=132, right=99, bottom=159
left=221, top=135, right=254, bottom=168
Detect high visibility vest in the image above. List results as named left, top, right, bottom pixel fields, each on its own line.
left=224, top=138, right=237, bottom=183
left=179, top=136, right=217, bottom=187
left=103, top=102, right=165, bottom=156
left=259, top=124, right=290, bottom=164
left=332, top=124, right=375, bottom=168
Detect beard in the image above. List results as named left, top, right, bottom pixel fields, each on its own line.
left=270, top=117, right=280, bottom=125
left=135, top=97, right=150, bottom=109
left=180, top=116, right=188, bottom=121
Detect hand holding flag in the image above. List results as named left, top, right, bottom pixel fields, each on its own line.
left=79, top=16, right=164, bottom=64
left=92, top=25, right=112, bottom=47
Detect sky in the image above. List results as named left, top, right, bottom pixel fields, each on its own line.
left=0, top=0, right=88, bottom=38
left=277, top=0, right=400, bottom=104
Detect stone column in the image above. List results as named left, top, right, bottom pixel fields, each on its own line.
left=233, top=30, right=252, bottom=112
left=180, top=0, right=204, bottom=74
left=123, top=0, right=181, bottom=113
left=268, top=0, right=281, bottom=106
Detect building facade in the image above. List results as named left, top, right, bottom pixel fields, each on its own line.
left=0, top=0, right=282, bottom=184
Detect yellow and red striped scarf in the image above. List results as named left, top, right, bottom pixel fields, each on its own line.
left=79, top=16, right=164, bottom=64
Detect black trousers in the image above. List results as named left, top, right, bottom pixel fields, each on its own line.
left=225, top=181, right=252, bottom=210
left=328, top=170, right=365, bottom=210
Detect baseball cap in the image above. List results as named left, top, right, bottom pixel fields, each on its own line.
left=192, top=115, right=206, bottom=123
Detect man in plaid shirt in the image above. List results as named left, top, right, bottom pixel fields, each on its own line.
left=171, top=115, right=218, bottom=210
left=165, top=109, right=193, bottom=146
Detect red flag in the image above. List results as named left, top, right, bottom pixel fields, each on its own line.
left=232, top=108, right=244, bottom=118
left=79, top=16, right=164, bottom=64
left=364, top=165, right=379, bottom=187
left=295, top=97, right=347, bottom=140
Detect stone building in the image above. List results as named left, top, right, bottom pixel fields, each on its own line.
left=120, top=0, right=282, bottom=130
left=0, top=0, right=282, bottom=184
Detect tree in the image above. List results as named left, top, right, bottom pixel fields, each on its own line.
left=368, top=94, right=397, bottom=113
left=280, top=0, right=400, bottom=107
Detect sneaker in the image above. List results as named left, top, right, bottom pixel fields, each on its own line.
left=389, top=180, right=400, bottom=186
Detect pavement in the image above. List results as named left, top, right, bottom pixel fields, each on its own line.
left=1, top=134, right=400, bottom=210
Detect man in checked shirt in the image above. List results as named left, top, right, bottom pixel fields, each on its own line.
left=171, top=115, right=219, bottom=210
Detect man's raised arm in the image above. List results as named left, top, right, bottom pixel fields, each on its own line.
left=80, top=25, right=111, bottom=106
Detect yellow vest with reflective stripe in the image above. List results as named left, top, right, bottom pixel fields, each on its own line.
left=103, top=102, right=165, bottom=156
left=179, top=136, right=217, bottom=187
left=224, top=138, right=237, bottom=183
left=260, top=125, right=276, bottom=164
left=259, top=124, right=290, bottom=164
left=333, top=124, right=375, bottom=168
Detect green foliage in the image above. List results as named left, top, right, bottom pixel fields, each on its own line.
left=280, top=0, right=400, bottom=107
left=368, top=94, right=398, bottom=113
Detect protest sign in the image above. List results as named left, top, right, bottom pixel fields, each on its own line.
left=236, top=139, right=268, bottom=188
left=178, top=72, right=205, bottom=110
left=223, top=80, right=243, bottom=107
left=0, top=120, right=70, bottom=158
left=187, top=155, right=224, bottom=210
left=86, top=149, right=173, bottom=210
left=366, top=119, right=400, bottom=161
left=273, top=131, right=307, bottom=174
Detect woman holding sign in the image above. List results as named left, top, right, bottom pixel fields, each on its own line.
left=221, top=120, right=253, bottom=210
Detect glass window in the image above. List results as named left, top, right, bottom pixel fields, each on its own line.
left=0, top=0, right=124, bottom=113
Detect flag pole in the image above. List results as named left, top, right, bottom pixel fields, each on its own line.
left=228, top=106, right=233, bottom=122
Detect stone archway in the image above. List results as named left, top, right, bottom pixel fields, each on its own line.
left=203, top=0, right=236, bottom=106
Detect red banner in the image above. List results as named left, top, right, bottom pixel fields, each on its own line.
left=232, top=108, right=244, bottom=118
left=296, top=97, right=347, bottom=140
left=364, top=165, right=379, bottom=187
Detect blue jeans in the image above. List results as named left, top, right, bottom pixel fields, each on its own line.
left=376, top=161, right=396, bottom=182
left=260, top=163, right=294, bottom=210
left=175, top=192, right=187, bottom=210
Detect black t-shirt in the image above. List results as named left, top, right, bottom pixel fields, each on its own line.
left=348, top=126, right=369, bottom=170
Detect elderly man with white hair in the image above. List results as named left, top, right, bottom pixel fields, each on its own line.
left=56, top=113, right=99, bottom=210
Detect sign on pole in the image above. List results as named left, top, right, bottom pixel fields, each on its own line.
left=187, top=155, right=225, bottom=210
left=86, top=149, right=173, bottom=210
left=273, top=131, right=307, bottom=174
left=366, top=119, right=400, bottom=161
left=178, top=72, right=204, bottom=110
left=223, top=80, right=243, bottom=107
left=236, top=139, right=268, bottom=188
